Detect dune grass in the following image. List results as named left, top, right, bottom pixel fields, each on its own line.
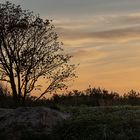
left=52, top=106, right=140, bottom=140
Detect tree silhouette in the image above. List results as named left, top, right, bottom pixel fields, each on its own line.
left=124, top=90, right=140, bottom=105
left=0, top=1, right=76, bottom=105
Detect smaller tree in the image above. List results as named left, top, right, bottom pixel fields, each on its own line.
left=0, top=1, right=76, bottom=105
left=124, top=90, right=140, bottom=105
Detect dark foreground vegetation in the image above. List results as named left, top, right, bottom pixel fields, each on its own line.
left=50, top=87, right=140, bottom=107
left=0, top=83, right=140, bottom=108
left=52, top=106, right=140, bottom=140
left=0, top=85, right=140, bottom=140
left=0, top=106, right=139, bottom=140
left=0, top=86, right=140, bottom=139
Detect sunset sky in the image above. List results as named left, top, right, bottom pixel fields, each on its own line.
left=3, top=0, right=140, bottom=94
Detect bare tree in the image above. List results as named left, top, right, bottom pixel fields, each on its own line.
left=0, top=1, right=76, bottom=104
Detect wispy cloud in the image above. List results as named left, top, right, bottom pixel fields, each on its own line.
left=54, top=13, right=140, bottom=93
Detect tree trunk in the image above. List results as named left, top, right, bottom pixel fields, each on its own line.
left=10, top=77, right=19, bottom=106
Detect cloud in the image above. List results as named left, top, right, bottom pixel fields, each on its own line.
left=57, top=24, right=140, bottom=39
left=55, top=13, right=140, bottom=29
left=70, top=47, right=108, bottom=64
left=57, top=15, right=140, bottom=93
left=54, top=13, right=140, bottom=51
left=91, top=26, right=140, bottom=40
